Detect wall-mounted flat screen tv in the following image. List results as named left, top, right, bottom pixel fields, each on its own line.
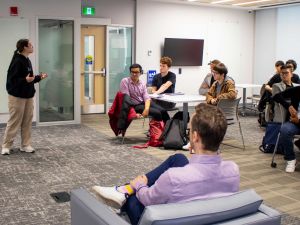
left=163, top=38, right=204, bottom=66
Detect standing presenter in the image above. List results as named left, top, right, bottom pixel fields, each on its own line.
left=1, top=39, right=48, bottom=155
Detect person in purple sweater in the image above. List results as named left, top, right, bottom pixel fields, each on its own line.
left=93, top=103, right=240, bottom=225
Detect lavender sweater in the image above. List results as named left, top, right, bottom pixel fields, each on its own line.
left=135, top=154, right=240, bottom=206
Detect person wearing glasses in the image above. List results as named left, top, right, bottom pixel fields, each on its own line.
left=119, top=63, right=169, bottom=122
left=273, top=85, right=300, bottom=173
left=206, top=63, right=237, bottom=105
left=271, top=64, right=299, bottom=123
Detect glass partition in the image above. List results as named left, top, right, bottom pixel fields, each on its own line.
left=38, top=19, right=74, bottom=122
left=108, top=26, right=132, bottom=103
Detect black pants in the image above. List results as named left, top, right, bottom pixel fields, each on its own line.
left=134, top=101, right=170, bottom=123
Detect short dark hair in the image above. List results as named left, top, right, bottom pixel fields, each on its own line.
left=275, top=60, right=284, bottom=67
left=286, top=59, right=297, bottom=71
left=129, top=64, right=143, bottom=73
left=281, top=64, right=293, bottom=72
left=191, top=103, right=227, bottom=151
left=213, top=63, right=228, bottom=77
left=160, top=56, right=172, bottom=67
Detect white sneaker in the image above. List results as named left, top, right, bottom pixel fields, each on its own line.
left=182, top=142, right=190, bottom=151
left=1, top=147, right=10, bottom=155
left=285, top=160, right=297, bottom=173
left=92, top=186, right=126, bottom=209
left=20, top=146, right=35, bottom=153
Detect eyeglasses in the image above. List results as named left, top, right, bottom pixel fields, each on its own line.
left=212, top=71, right=220, bottom=75
left=130, top=71, right=140, bottom=75
left=281, top=71, right=290, bottom=75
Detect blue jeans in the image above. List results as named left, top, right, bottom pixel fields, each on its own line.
left=121, top=153, right=189, bottom=225
left=279, top=122, right=300, bottom=161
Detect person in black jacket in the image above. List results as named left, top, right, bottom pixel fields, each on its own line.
left=1, top=39, right=47, bottom=155
left=273, top=86, right=300, bottom=173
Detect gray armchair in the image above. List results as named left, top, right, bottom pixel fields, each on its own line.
left=70, top=188, right=281, bottom=225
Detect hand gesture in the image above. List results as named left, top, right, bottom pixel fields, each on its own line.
left=136, top=113, right=143, bottom=119
left=40, top=72, right=48, bottom=80
left=289, top=106, right=297, bottom=117
left=26, top=74, right=34, bottom=83
left=290, top=115, right=299, bottom=124
left=142, top=109, right=149, bottom=117
left=210, top=98, right=217, bottom=105
left=130, top=175, right=148, bottom=189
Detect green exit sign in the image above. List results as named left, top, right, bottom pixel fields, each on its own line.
left=82, top=7, right=95, bottom=16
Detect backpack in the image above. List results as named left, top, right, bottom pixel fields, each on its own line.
left=257, top=87, right=272, bottom=112
left=133, top=119, right=164, bottom=149
left=148, top=119, right=164, bottom=147
left=258, top=101, right=275, bottom=127
left=160, top=111, right=189, bottom=150
left=259, top=122, right=284, bottom=154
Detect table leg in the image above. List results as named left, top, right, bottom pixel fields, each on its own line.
left=242, top=88, right=246, bottom=116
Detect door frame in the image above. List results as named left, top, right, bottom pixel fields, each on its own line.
left=80, top=18, right=111, bottom=115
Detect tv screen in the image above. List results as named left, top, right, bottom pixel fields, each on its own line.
left=163, top=38, right=204, bottom=66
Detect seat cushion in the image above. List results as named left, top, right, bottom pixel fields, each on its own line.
left=138, top=189, right=263, bottom=225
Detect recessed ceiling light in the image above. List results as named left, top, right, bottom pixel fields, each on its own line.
left=211, top=0, right=234, bottom=4
left=233, top=0, right=272, bottom=6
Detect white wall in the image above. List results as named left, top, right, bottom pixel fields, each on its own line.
left=253, top=9, right=277, bottom=85
left=276, top=6, right=300, bottom=67
left=136, top=0, right=255, bottom=96
left=253, top=5, right=300, bottom=85
left=92, top=0, right=135, bottom=25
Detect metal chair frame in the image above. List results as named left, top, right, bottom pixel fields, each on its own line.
left=121, top=107, right=180, bottom=144
left=217, top=97, right=246, bottom=150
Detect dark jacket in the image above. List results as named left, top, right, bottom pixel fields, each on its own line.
left=6, top=53, right=41, bottom=98
left=273, top=86, right=300, bottom=117
left=108, top=92, right=137, bottom=136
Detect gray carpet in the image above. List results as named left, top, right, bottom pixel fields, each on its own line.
left=0, top=123, right=299, bottom=224
left=0, top=125, right=161, bottom=225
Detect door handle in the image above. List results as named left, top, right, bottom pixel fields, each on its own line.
left=81, top=68, right=106, bottom=76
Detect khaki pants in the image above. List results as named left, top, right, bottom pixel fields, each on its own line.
left=2, top=95, right=34, bottom=148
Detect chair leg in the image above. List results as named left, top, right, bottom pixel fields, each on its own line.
left=121, top=130, right=126, bottom=144
left=271, top=132, right=281, bottom=168
left=238, top=121, right=246, bottom=150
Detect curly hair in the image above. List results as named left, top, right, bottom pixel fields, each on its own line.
left=160, top=56, right=172, bottom=67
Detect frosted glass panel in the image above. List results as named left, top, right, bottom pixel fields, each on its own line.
left=38, top=19, right=74, bottom=122
left=0, top=18, right=29, bottom=113
left=108, top=27, right=132, bottom=103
